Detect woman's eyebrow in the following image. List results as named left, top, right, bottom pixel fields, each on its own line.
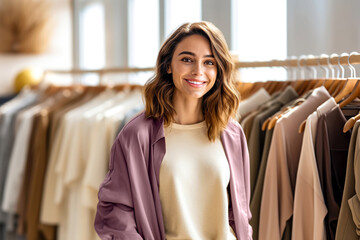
left=178, top=51, right=214, bottom=58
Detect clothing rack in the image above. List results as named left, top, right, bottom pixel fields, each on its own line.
left=235, top=52, right=360, bottom=68
left=42, top=67, right=155, bottom=84
left=42, top=52, right=360, bottom=80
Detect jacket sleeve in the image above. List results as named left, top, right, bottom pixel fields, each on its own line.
left=240, top=126, right=253, bottom=240
left=94, top=138, right=143, bottom=240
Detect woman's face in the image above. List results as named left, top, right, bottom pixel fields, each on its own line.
left=168, top=34, right=217, bottom=101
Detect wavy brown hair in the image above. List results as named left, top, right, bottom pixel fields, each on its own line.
left=144, top=21, right=240, bottom=141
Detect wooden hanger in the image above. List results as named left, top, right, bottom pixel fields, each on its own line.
left=334, top=78, right=358, bottom=103
left=267, top=99, right=305, bottom=130
left=299, top=56, right=322, bottom=95
left=237, top=81, right=254, bottom=98
left=266, top=106, right=291, bottom=130
left=343, top=114, right=360, bottom=133
left=261, top=117, right=272, bottom=131
left=299, top=54, right=353, bottom=133
left=267, top=81, right=284, bottom=95
left=249, top=82, right=265, bottom=96
left=338, top=79, right=360, bottom=108
left=341, top=53, right=360, bottom=132
left=237, top=81, right=260, bottom=100
left=312, top=78, right=325, bottom=89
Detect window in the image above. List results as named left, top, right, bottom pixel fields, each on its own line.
left=74, top=0, right=287, bottom=84
left=164, top=0, right=202, bottom=38
left=232, top=0, right=287, bottom=82
left=78, top=0, right=106, bottom=84
left=128, top=0, right=159, bottom=68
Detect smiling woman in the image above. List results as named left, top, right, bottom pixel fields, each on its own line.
left=144, top=22, right=241, bottom=141
left=167, top=34, right=217, bottom=124
left=94, top=21, right=253, bottom=240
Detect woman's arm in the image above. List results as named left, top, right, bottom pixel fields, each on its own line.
left=94, top=139, right=143, bottom=240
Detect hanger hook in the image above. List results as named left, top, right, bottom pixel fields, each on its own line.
left=289, top=56, right=297, bottom=80
left=340, top=52, right=351, bottom=78
left=306, top=54, right=317, bottom=79
left=319, top=54, right=329, bottom=78
left=326, top=54, right=335, bottom=78
left=330, top=53, right=340, bottom=78
left=283, top=59, right=291, bottom=81
left=298, top=55, right=307, bottom=80
left=338, top=54, right=345, bottom=78
left=348, top=51, right=358, bottom=78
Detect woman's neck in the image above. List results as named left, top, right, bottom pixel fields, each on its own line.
left=172, top=97, right=204, bottom=125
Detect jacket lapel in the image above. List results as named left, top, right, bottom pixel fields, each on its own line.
left=221, top=123, right=249, bottom=240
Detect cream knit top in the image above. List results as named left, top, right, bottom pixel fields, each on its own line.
left=160, top=121, right=237, bottom=240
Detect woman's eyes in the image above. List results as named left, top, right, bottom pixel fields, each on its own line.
left=204, top=60, right=215, bottom=66
left=180, top=58, right=216, bottom=66
left=181, top=57, right=192, bottom=63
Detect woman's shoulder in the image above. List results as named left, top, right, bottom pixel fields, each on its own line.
left=224, top=118, right=243, bottom=135
left=122, top=111, right=150, bottom=130
left=116, top=111, right=162, bottom=143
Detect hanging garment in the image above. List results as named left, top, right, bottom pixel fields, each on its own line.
left=116, top=105, right=145, bottom=134
left=259, top=86, right=330, bottom=240
left=236, top=88, right=271, bottom=121
left=52, top=89, right=123, bottom=240
left=40, top=89, right=98, bottom=226
left=241, top=110, right=259, bottom=142
left=335, top=121, right=360, bottom=239
left=248, top=86, right=298, bottom=195
left=2, top=105, right=42, bottom=214
left=40, top=89, right=115, bottom=232
left=315, top=106, right=352, bottom=240
left=83, top=89, right=143, bottom=217
left=0, top=88, right=40, bottom=239
left=292, top=97, right=337, bottom=240
left=94, top=112, right=252, bottom=240
left=250, top=89, right=305, bottom=240
left=0, top=94, right=17, bottom=106
left=2, top=103, right=45, bottom=240
left=249, top=127, right=273, bottom=240
left=240, top=91, right=281, bottom=141
left=16, top=89, right=84, bottom=240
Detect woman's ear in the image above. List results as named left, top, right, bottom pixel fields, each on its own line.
left=167, top=65, right=172, bottom=74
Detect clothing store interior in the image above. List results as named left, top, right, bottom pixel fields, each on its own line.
left=0, top=0, right=359, bottom=239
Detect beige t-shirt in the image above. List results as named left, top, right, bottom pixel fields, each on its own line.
left=160, top=121, right=237, bottom=240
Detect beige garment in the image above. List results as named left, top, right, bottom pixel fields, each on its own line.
left=83, top=90, right=143, bottom=212
left=292, top=97, right=336, bottom=240
left=41, top=90, right=117, bottom=240
left=237, top=88, right=270, bottom=121
left=259, top=87, right=330, bottom=240
left=56, top=90, right=130, bottom=240
left=160, top=121, right=236, bottom=240
left=41, top=90, right=114, bottom=226
left=348, top=196, right=360, bottom=237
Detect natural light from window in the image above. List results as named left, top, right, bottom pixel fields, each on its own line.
left=79, top=2, right=105, bottom=84
left=165, top=0, right=202, bottom=39
left=128, top=0, right=159, bottom=68
left=232, top=0, right=287, bottom=82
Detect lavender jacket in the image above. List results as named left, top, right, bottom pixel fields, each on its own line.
left=94, top=112, right=253, bottom=240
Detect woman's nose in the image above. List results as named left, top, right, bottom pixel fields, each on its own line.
left=192, top=62, right=203, bottom=75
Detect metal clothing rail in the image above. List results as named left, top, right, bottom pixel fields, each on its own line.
left=235, top=52, right=360, bottom=68
left=43, top=52, right=360, bottom=76
left=42, top=67, right=155, bottom=84
left=43, top=67, right=155, bottom=75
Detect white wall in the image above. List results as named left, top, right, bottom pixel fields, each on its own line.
left=0, top=0, right=73, bottom=96
left=287, top=0, right=360, bottom=56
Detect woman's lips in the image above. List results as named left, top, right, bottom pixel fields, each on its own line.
left=185, top=79, right=206, bottom=88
